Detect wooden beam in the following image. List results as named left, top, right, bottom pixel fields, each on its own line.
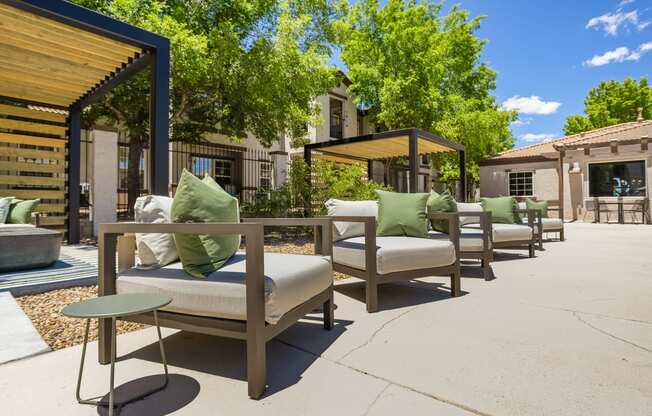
left=0, top=189, right=65, bottom=199
left=0, top=81, right=74, bottom=107
left=0, top=174, right=64, bottom=187
left=0, top=147, right=66, bottom=160
left=0, top=60, right=98, bottom=87
left=0, top=43, right=110, bottom=80
left=0, top=4, right=141, bottom=57
left=0, top=70, right=89, bottom=96
left=38, top=203, right=67, bottom=213
left=0, top=132, right=66, bottom=147
left=0, top=161, right=63, bottom=173
left=0, top=103, right=66, bottom=123
left=35, top=216, right=66, bottom=226
left=0, top=34, right=123, bottom=72
left=0, top=119, right=67, bottom=137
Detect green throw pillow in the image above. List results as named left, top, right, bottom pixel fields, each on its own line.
left=426, top=190, right=457, bottom=233
left=526, top=198, right=548, bottom=218
left=376, top=190, right=429, bottom=238
left=481, top=196, right=515, bottom=224
left=171, top=170, right=240, bottom=278
left=7, top=199, right=39, bottom=224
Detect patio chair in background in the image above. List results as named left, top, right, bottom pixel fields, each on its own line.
left=329, top=213, right=461, bottom=313
left=98, top=218, right=334, bottom=399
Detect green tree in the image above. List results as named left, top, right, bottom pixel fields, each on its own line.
left=335, top=0, right=515, bottom=190
left=73, top=0, right=339, bottom=214
left=563, top=77, right=652, bottom=136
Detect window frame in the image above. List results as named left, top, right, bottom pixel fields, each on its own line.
left=587, top=159, right=647, bottom=198
left=329, top=97, right=344, bottom=139
left=259, top=161, right=273, bottom=189
left=507, top=170, right=534, bottom=197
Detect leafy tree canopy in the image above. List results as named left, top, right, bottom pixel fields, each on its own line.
left=72, top=0, right=340, bottom=211
left=563, top=77, right=652, bottom=136
left=335, top=0, right=515, bottom=185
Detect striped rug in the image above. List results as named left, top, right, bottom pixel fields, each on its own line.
left=0, top=245, right=99, bottom=295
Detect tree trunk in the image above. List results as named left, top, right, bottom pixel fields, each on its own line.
left=127, top=139, right=144, bottom=218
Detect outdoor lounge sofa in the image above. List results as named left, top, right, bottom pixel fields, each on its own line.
left=329, top=213, right=461, bottom=313
left=98, top=218, right=334, bottom=399
left=517, top=201, right=564, bottom=249
left=455, top=202, right=539, bottom=258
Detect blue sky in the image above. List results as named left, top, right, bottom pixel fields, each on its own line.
left=329, top=0, right=652, bottom=148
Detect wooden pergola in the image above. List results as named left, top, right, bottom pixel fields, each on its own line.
left=304, top=128, right=467, bottom=199
left=0, top=0, right=170, bottom=243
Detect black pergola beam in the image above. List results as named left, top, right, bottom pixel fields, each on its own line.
left=150, top=44, right=170, bottom=196
left=67, top=104, right=81, bottom=244
left=0, top=0, right=172, bottom=240
left=408, top=130, right=419, bottom=193
left=458, top=150, right=466, bottom=202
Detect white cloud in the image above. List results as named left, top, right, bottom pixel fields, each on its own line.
left=502, top=96, right=561, bottom=115
left=586, top=10, right=640, bottom=35
left=638, top=21, right=651, bottom=30
left=618, top=0, right=635, bottom=6
left=520, top=133, right=557, bottom=143
left=584, top=42, right=652, bottom=66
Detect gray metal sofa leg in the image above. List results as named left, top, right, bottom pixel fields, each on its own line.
left=247, top=334, right=267, bottom=399
left=481, top=257, right=493, bottom=281
left=560, top=229, right=565, bottom=241
left=366, top=279, right=378, bottom=313
left=538, top=233, right=544, bottom=250
left=528, top=243, right=535, bottom=258
left=450, top=266, right=461, bottom=297
left=323, top=287, right=334, bottom=330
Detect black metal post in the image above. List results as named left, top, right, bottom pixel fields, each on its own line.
left=150, top=43, right=170, bottom=196
left=367, top=160, right=373, bottom=181
left=458, top=150, right=466, bottom=202
left=67, top=104, right=81, bottom=244
left=408, top=131, right=418, bottom=193
left=303, top=146, right=312, bottom=216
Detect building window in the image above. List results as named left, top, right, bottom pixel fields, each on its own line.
left=330, top=98, right=343, bottom=139
left=589, top=160, right=646, bottom=197
left=260, top=162, right=272, bottom=189
left=508, top=171, right=533, bottom=196
left=191, top=156, right=235, bottom=194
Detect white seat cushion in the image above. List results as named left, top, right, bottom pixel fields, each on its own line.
left=333, top=236, right=455, bottom=275
left=456, top=202, right=483, bottom=225
left=464, top=223, right=532, bottom=243
left=523, top=217, right=563, bottom=232
left=117, top=252, right=332, bottom=325
left=428, top=228, right=490, bottom=252
left=0, top=224, right=35, bottom=230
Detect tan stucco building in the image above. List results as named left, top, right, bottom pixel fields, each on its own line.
left=480, top=119, right=652, bottom=222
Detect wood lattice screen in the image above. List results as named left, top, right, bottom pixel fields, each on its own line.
left=0, top=102, right=68, bottom=232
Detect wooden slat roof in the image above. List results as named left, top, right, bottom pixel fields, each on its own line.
left=305, top=128, right=464, bottom=161
left=0, top=1, right=146, bottom=108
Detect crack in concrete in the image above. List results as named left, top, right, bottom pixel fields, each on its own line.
left=273, top=338, right=494, bottom=416
left=572, top=311, right=652, bottom=354
left=522, top=302, right=652, bottom=326
left=339, top=306, right=418, bottom=361
left=361, top=382, right=390, bottom=416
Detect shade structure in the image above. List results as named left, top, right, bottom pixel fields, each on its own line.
left=0, top=0, right=170, bottom=243
left=304, top=128, right=466, bottom=198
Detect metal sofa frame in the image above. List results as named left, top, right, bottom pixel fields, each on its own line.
left=329, top=213, right=461, bottom=313
left=98, top=218, right=333, bottom=400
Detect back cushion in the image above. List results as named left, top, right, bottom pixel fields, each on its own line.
left=456, top=202, right=483, bottom=226
left=134, top=195, right=178, bottom=268
left=325, top=199, right=378, bottom=240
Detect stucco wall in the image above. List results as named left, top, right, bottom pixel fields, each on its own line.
left=479, top=160, right=559, bottom=201
left=480, top=142, right=652, bottom=222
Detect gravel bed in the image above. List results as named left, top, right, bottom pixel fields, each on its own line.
left=16, top=239, right=346, bottom=351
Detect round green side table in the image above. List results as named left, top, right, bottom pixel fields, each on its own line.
left=62, top=293, right=172, bottom=416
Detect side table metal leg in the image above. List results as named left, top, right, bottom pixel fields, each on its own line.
left=154, top=310, right=169, bottom=387
left=109, top=316, right=116, bottom=416
left=75, top=319, right=91, bottom=405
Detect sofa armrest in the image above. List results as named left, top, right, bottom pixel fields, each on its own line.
left=428, top=212, right=461, bottom=260
left=514, top=208, right=540, bottom=231
left=457, top=211, right=493, bottom=247
left=328, top=216, right=377, bottom=275
left=32, top=212, right=41, bottom=227
left=242, top=217, right=332, bottom=256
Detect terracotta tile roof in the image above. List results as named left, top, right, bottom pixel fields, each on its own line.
left=482, top=120, right=652, bottom=164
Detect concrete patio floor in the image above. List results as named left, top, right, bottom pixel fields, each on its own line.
left=1, top=222, right=651, bottom=415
